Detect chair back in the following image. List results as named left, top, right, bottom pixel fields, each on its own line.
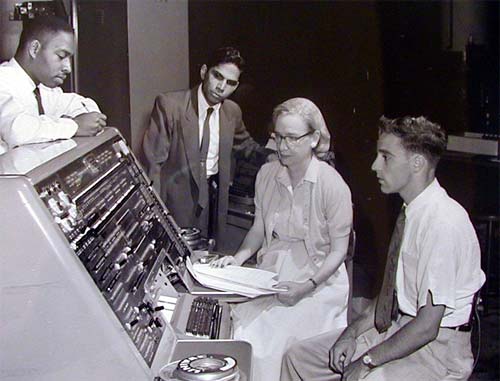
left=470, top=290, right=482, bottom=370
left=345, top=229, right=356, bottom=324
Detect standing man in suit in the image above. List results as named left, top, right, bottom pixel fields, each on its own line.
left=0, top=15, right=107, bottom=155
left=143, top=47, right=265, bottom=249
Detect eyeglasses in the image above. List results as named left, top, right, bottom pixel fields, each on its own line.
left=274, top=131, right=313, bottom=146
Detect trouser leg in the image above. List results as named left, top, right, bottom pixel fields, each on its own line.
left=280, top=329, right=343, bottom=381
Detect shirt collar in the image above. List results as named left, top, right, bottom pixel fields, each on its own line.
left=405, top=178, right=442, bottom=216
left=276, top=155, right=321, bottom=187
left=197, top=85, right=221, bottom=116
left=10, top=58, right=37, bottom=91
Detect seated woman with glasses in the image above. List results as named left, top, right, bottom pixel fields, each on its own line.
left=211, top=97, right=352, bottom=381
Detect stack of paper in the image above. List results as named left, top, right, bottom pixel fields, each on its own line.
left=186, top=257, right=285, bottom=298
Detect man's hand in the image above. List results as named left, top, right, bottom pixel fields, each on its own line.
left=73, top=112, right=107, bottom=136
left=329, top=331, right=357, bottom=373
left=275, top=280, right=312, bottom=306
left=342, top=357, right=371, bottom=381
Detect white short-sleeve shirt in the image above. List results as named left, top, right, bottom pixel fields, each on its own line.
left=396, top=179, right=485, bottom=327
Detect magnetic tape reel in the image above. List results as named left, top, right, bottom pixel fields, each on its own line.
left=159, top=354, right=244, bottom=381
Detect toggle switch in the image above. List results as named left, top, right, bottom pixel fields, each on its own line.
left=48, top=198, right=63, bottom=215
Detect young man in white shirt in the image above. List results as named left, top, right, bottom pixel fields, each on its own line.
left=281, top=116, right=485, bottom=381
left=0, top=15, right=107, bottom=154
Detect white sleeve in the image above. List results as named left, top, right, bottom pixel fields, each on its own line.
left=53, top=91, right=101, bottom=117
left=0, top=90, right=78, bottom=147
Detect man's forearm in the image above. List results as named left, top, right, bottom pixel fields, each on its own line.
left=340, top=300, right=376, bottom=340
left=368, top=293, right=445, bottom=367
left=368, top=315, right=437, bottom=366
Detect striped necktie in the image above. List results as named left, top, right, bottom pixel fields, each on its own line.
left=374, top=206, right=406, bottom=333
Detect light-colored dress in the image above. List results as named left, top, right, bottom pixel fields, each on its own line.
left=232, top=157, right=352, bottom=381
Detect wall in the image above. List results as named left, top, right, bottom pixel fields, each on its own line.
left=127, top=0, right=189, bottom=154
left=441, top=0, right=491, bottom=51
left=77, top=1, right=131, bottom=141
left=0, top=0, right=72, bottom=61
left=0, top=0, right=23, bottom=62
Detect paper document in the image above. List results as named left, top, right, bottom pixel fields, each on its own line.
left=186, top=257, right=285, bottom=298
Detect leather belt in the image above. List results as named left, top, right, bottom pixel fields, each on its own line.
left=207, top=174, right=218, bottom=188
left=444, top=322, right=472, bottom=332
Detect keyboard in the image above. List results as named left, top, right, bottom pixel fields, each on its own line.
left=159, top=293, right=232, bottom=340
left=186, top=297, right=222, bottom=338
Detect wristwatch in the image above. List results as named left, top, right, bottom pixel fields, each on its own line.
left=362, top=353, right=377, bottom=369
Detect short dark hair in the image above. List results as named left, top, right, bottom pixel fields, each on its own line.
left=378, top=116, right=447, bottom=166
left=205, top=47, right=245, bottom=72
left=17, top=16, right=73, bottom=51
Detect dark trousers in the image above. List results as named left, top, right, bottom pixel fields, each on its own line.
left=207, top=174, right=219, bottom=240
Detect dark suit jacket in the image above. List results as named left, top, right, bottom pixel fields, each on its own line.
left=143, top=87, right=259, bottom=248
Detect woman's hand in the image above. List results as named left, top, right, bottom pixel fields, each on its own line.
left=275, top=280, right=314, bottom=306
left=210, top=256, right=238, bottom=268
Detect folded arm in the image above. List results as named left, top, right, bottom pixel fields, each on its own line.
left=0, top=89, right=104, bottom=147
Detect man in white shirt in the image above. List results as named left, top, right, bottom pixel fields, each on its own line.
left=143, top=47, right=266, bottom=249
left=0, top=15, right=107, bottom=155
left=281, top=116, right=485, bottom=381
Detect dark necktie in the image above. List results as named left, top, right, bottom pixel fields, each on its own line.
left=33, top=86, right=45, bottom=115
left=374, top=206, right=406, bottom=333
left=198, top=107, right=214, bottom=209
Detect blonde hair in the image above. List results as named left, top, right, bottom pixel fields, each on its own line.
left=272, top=97, right=331, bottom=160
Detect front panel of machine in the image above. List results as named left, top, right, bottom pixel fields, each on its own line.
left=0, top=129, right=251, bottom=381
left=34, top=135, right=192, bottom=366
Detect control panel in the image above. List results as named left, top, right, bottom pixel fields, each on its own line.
left=34, top=137, right=191, bottom=366
left=0, top=129, right=252, bottom=380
